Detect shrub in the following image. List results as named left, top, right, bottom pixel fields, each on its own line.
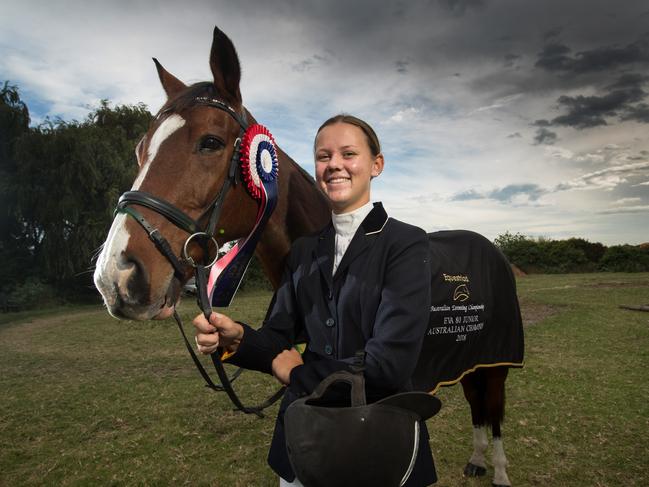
left=599, top=245, right=649, bottom=272
left=3, top=277, right=58, bottom=311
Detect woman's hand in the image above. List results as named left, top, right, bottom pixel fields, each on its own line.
left=271, top=348, right=304, bottom=386
left=192, top=311, right=243, bottom=355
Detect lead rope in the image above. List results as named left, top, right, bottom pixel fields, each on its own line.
left=200, top=263, right=285, bottom=417
left=173, top=263, right=285, bottom=417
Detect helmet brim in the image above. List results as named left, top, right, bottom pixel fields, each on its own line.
left=375, top=391, right=441, bottom=421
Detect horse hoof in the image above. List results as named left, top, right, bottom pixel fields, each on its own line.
left=463, top=463, right=487, bottom=477
left=492, top=484, right=511, bottom=487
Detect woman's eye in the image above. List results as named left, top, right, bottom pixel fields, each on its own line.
left=199, top=136, right=224, bottom=152
left=316, top=154, right=330, bottom=162
left=343, top=152, right=355, bottom=158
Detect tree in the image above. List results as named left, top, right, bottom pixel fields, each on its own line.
left=7, top=96, right=152, bottom=300
left=0, top=82, right=32, bottom=298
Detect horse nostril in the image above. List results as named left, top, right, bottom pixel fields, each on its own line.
left=121, top=253, right=150, bottom=300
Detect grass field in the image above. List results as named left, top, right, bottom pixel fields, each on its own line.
left=1, top=273, right=648, bottom=486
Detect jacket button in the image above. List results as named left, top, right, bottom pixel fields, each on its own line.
left=324, top=345, right=333, bottom=355
left=325, top=317, right=335, bottom=327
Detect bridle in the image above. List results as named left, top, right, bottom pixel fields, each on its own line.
left=115, top=97, right=284, bottom=417
left=116, top=97, right=247, bottom=280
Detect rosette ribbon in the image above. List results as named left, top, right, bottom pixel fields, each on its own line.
left=206, top=124, right=279, bottom=307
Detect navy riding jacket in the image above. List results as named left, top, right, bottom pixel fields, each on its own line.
left=226, top=202, right=436, bottom=485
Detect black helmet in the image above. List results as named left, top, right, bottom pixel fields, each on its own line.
left=284, top=370, right=441, bottom=487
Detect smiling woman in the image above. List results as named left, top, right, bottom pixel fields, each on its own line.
left=193, top=108, right=438, bottom=485
left=314, top=114, right=384, bottom=214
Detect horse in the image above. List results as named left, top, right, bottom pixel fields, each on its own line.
left=94, top=26, right=523, bottom=487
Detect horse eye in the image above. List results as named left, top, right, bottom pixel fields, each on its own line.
left=199, top=135, right=225, bottom=152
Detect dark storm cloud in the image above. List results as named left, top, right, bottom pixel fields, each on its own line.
left=437, top=0, right=485, bottom=15
left=395, top=59, right=409, bottom=74
left=535, top=38, right=649, bottom=74
left=607, top=73, right=649, bottom=90
left=553, top=88, right=644, bottom=128
left=543, top=26, right=563, bottom=41
left=621, top=103, right=649, bottom=123
left=534, top=72, right=649, bottom=129
left=503, top=53, right=521, bottom=67
left=291, top=54, right=330, bottom=73
left=533, top=127, right=557, bottom=145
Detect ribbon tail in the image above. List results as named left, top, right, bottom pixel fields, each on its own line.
left=207, top=179, right=277, bottom=308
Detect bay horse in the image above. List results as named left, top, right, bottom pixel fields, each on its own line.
left=94, top=26, right=523, bottom=487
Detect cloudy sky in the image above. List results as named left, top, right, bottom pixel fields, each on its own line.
left=2, top=0, right=648, bottom=245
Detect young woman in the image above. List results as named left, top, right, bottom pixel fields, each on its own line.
left=193, top=115, right=436, bottom=486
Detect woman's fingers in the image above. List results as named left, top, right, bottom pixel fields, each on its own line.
left=193, top=312, right=219, bottom=354
left=195, top=332, right=219, bottom=355
left=193, top=312, right=243, bottom=354
left=192, top=313, right=217, bottom=334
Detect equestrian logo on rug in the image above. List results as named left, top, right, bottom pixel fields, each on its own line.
left=453, top=283, right=470, bottom=302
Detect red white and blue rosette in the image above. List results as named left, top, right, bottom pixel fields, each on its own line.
left=240, top=124, right=279, bottom=200
left=207, top=124, right=279, bottom=308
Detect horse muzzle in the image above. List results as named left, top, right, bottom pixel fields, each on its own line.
left=94, top=215, right=183, bottom=320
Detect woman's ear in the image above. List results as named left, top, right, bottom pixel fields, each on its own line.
left=371, top=153, right=385, bottom=178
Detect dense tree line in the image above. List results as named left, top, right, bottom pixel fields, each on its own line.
left=494, top=232, right=649, bottom=273
left=1, top=82, right=150, bottom=310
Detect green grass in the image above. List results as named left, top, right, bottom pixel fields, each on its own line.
left=1, top=275, right=648, bottom=486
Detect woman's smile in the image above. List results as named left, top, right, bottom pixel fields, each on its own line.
left=314, top=122, right=384, bottom=214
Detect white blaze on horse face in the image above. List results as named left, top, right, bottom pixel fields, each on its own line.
left=94, top=212, right=130, bottom=307
left=132, top=114, right=186, bottom=190
left=94, top=114, right=185, bottom=312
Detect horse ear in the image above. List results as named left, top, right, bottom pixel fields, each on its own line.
left=152, top=58, right=186, bottom=99
left=209, top=26, right=242, bottom=104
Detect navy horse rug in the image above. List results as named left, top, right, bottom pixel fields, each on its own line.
left=412, top=230, right=525, bottom=393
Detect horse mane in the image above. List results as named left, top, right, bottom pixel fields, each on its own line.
left=291, top=157, right=318, bottom=186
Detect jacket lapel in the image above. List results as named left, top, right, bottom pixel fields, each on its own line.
left=314, top=223, right=335, bottom=291
left=333, top=203, right=389, bottom=280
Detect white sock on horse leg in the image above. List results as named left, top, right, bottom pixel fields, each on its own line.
left=279, top=477, right=304, bottom=487
left=492, top=437, right=511, bottom=486
left=468, top=426, right=488, bottom=468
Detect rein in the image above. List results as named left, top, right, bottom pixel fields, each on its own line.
left=115, top=97, right=284, bottom=417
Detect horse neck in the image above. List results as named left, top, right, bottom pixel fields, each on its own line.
left=255, top=147, right=330, bottom=288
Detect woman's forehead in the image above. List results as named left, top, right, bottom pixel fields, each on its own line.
left=315, top=122, right=366, bottom=148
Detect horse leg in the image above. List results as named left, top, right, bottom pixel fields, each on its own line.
left=486, top=367, right=511, bottom=487
left=461, top=370, right=488, bottom=477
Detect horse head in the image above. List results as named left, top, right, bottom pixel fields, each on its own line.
left=94, top=27, right=261, bottom=320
